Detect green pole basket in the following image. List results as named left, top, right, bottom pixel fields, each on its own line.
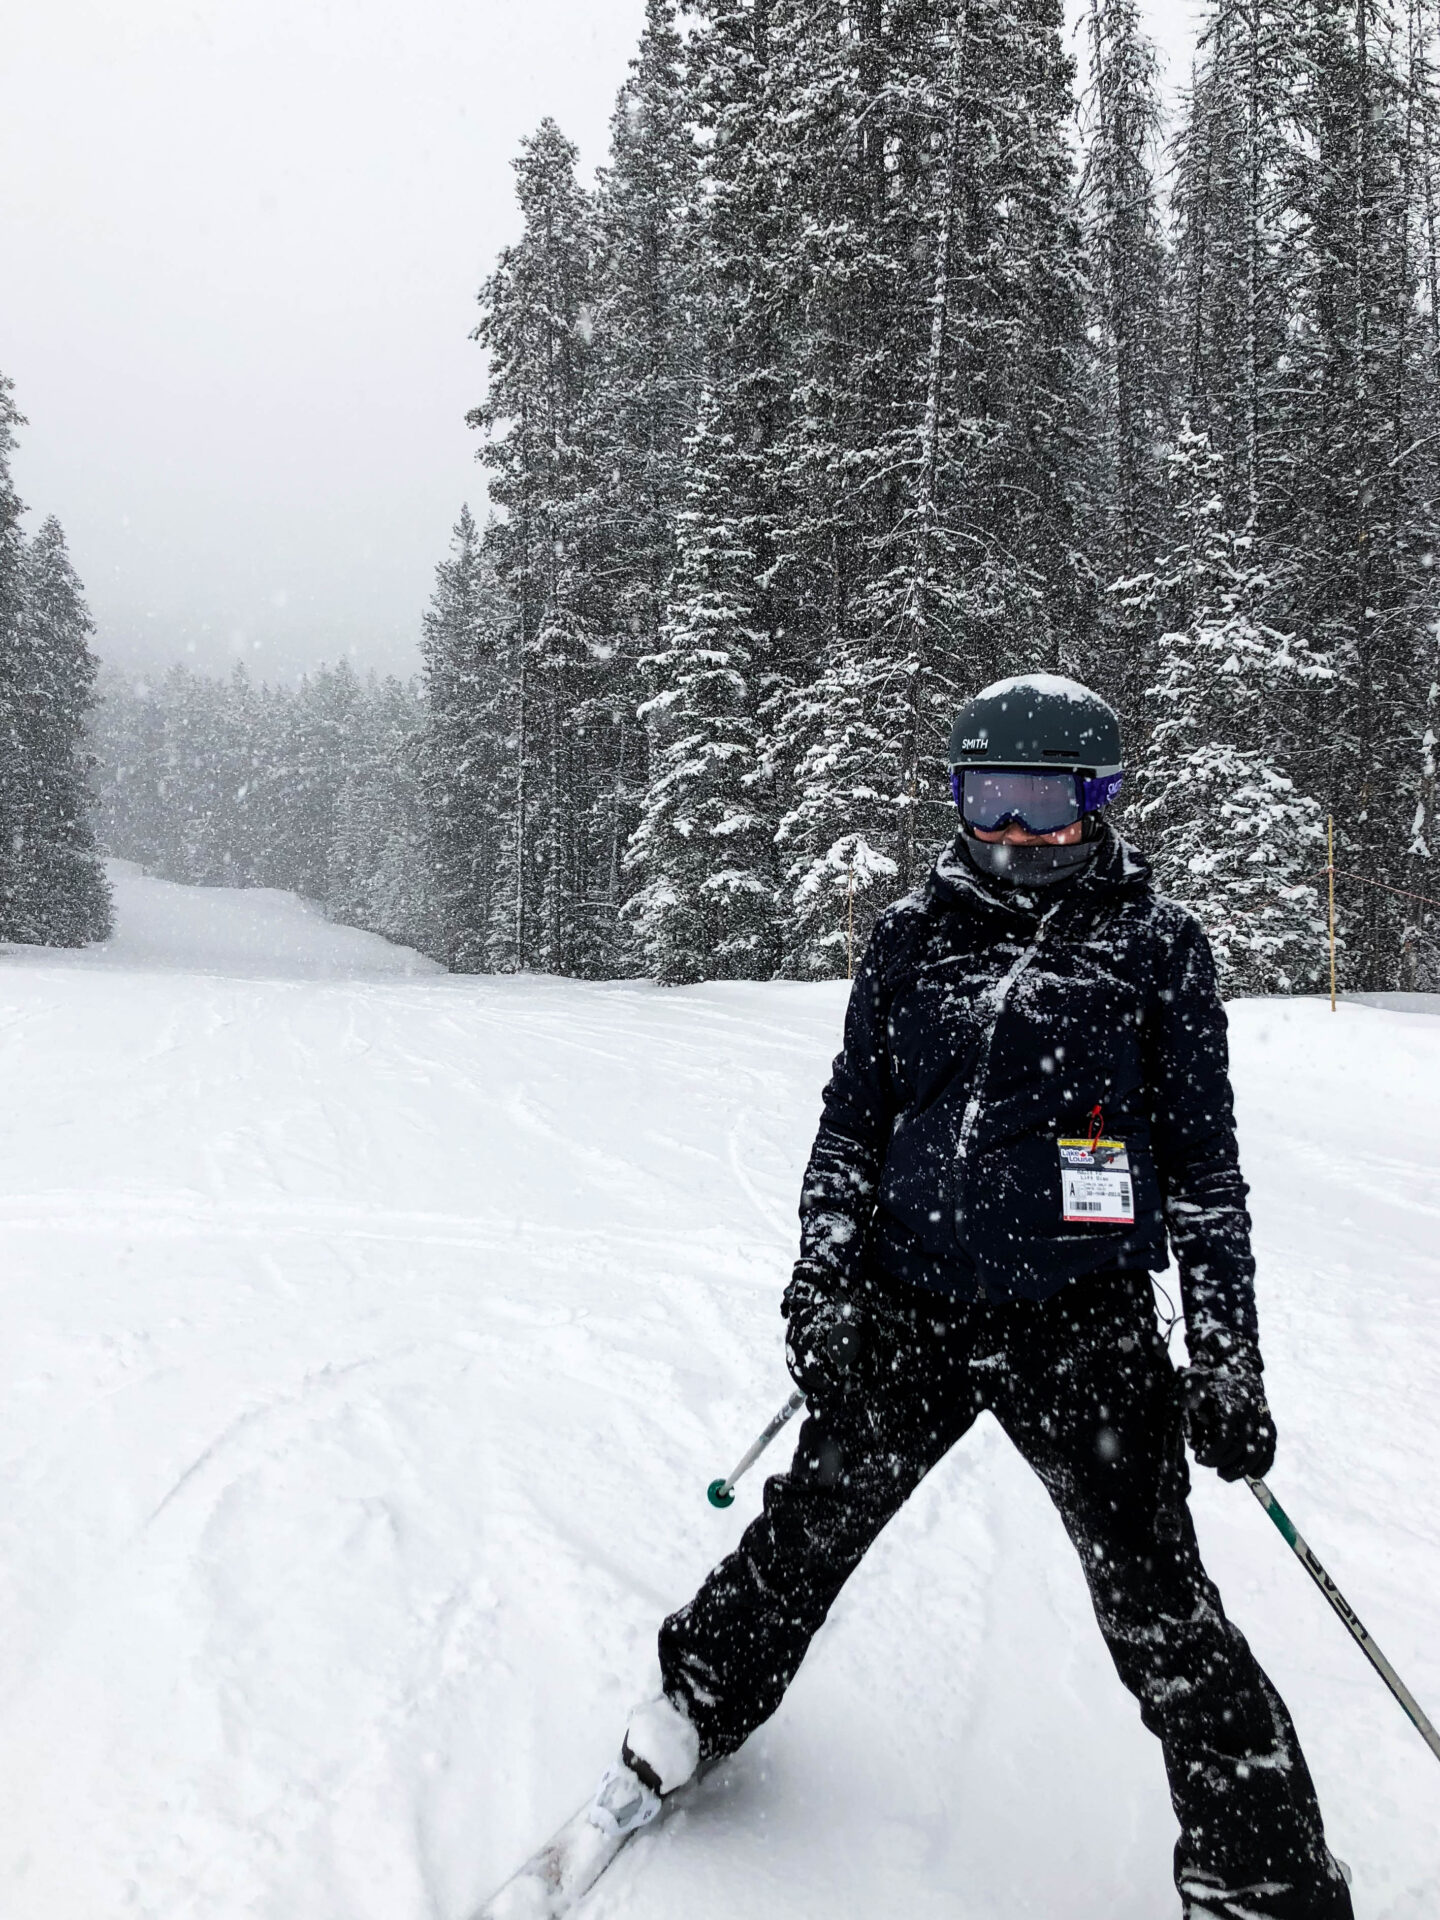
left=705, top=1390, right=805, bottom=1510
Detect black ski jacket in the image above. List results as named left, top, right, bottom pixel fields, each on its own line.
left=797, top=825, right=1258, bottom=1352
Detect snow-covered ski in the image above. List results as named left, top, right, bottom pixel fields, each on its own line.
left=473, top=1762, right=693, bottom=1919
left=472, top=1798, right=633, bottom=1919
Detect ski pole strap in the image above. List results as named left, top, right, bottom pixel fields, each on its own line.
left=1247, top=1476, right=1440, bottom=1766
left=708, top=1390, right=806, bottom=1508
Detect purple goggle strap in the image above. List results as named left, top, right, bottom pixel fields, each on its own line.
left=1079, top=770, right=1124, bottom=813
left=948, top=768, right=1124, bottom=817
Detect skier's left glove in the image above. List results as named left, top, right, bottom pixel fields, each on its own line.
left=1181, top=1346, right=1277, bottom=1482
left=782, top=1265, right=867, bottom=1399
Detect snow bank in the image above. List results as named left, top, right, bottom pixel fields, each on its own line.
left=0, top=876, right=1433, bottom=1918
left=1342, top=990, right=1440, bottom=1016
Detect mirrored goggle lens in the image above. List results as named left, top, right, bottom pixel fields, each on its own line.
left=959, top=769, right=1083, bottom=834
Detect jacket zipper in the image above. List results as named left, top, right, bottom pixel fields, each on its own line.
left=955, top=903, right=1058, bottom=1165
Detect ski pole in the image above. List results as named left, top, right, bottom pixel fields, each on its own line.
left=1247, top=1476, right=1440, bottom=1766
left=707, top=1323, right=866, bottom=1509
left=707, top=1389, right=805, bottom=1508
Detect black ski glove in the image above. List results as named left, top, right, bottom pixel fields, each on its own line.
left=1182, top=1346, right=1277, bottom=1482
left=782, top=1266, right=867, bottom=1399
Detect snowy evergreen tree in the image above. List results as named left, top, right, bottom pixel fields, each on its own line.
left=470, top=120, right=615, bottom=974
left=6, top=517, right=113, bottom=944
left=1402, top=613, right=1440, bottom=984
left=1294, top=0, right=1440, bottom=988
left=1134, top=424, right=1328, bottom=992
left=626, top=390, right=781, bottom=981
left=582, top=0, right=707, bottom=962
left=327, top=679, right=443, bottom=958
left=154, top=664, right=228, bottom=883
left=1171, top=0, right=1440, bottom=989
left=769, top=0, right=1093, bottom=970
left=591, top=0, right=703, bottom=655
left=1079, top=0, right=1175, bottom=752
left=90, top=666, right=173, bottom=873
left=263, top=660, right=365, bottom=901
left=764, top=0, right=944, bottom=971
left=1081, top=0, right=1172, bottom=574
left=1171, top=0, right=1310, bottom=531
left=529, top=583, right=611, bottom=975
left=0, top=383, right=110, bottom=949
left=0, top=375, right=29, bottom=934
left=418, top=506, right=515, bottom=970
left=1400, top=0, right=1440, bottom=986
left=622, top=0, right=791, bottom=978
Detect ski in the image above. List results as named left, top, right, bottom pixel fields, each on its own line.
left=473, top=1762, right=695, bottom=1919
left=472, top=1796, right=634, bottom=1920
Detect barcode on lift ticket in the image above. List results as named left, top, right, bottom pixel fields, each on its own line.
left=1058, top=1149, right=1136, bottom=1224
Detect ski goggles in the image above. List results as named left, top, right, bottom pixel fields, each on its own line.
left=951, top=766, right=1124, bottom=833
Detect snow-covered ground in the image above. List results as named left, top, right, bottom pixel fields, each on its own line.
left=1, top=865, right=1436, bottom=1919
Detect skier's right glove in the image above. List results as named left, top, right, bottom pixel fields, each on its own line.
left=1181, top=1346, right=1277, bottom=1482
left=782, top=1265, right=867, bottom=1399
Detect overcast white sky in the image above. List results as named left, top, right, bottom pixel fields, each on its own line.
left=2, top=0, right=1200, bottom=683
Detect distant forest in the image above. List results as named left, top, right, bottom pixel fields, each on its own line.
left=56, top=0, right=1440, bottom=992
left=93, top=661, right=440, bottom=959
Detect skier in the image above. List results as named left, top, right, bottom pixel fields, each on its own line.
left=600, top=676, right=1353, bottom=1918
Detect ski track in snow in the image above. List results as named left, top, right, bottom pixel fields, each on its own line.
left=0, top=863, right=1436, bottom=1917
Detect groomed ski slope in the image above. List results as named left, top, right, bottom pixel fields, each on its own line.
left=1, top=864, right=1436, bottom=1920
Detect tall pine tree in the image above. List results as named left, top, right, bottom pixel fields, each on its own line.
left=1079, top=0, right=1174, bottom=753
left=0, top=382, right=110, bottom=948
left=470, top=121, right=617, bottom=975
left=8, top=518, right=112, bottom=944
left=771, top=0, right=1093, bottom=970
left=1134, top=424, right=1328, bottom=992
left=625, top=0, right=790, bottom=977
left=626, top=388, right=780, bottom=980
left=419, top=506, right=516, bottom=969
left=0, top=376, right=27, bottom=934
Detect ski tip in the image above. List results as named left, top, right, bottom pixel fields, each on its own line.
left=706, top=1478, right=734, bottom=1509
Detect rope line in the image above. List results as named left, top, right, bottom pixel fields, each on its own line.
left=1180, top=865, right=1440, bottom=925
left=1327, top=867, right=1440, bottom=913
left=1280, top=864, right=1440, bottom=914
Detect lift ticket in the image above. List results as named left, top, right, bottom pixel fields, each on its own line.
left=1057, top=1138, right=1135, bottom=1224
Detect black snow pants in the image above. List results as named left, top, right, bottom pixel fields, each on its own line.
left=659, top=1269, right=1352, bottom=1919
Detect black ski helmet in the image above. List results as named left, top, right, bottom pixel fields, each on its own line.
left=947, top=674, right=1123, bottom=889
left=947, top=673, right=1122, bottom=778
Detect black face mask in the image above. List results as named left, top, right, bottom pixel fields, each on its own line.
left=960, top=826, right=1097, bottom=889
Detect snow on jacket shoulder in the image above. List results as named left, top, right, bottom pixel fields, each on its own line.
left=796, top=823, right=1258, bottom=1351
